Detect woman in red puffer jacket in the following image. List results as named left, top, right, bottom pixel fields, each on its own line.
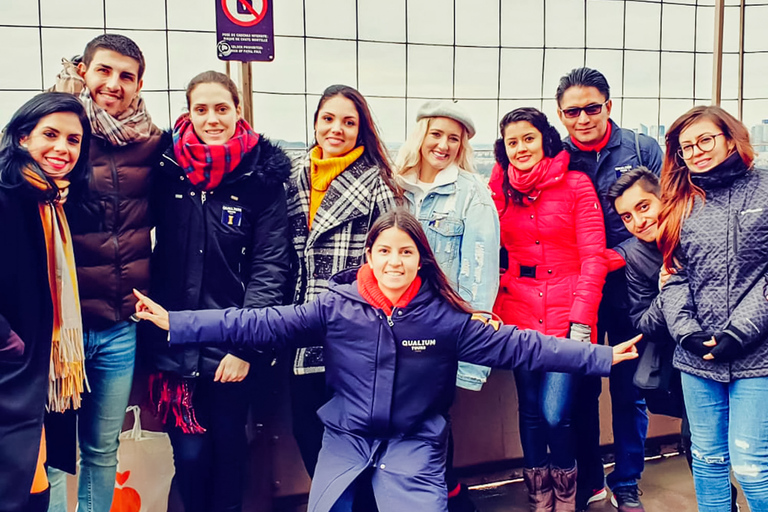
left=490, top=107, right=609, bottom=512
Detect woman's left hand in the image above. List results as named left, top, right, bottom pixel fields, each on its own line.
left=214, top=353, right=251, bottom=383
left=612, top=334, right=642, bottom=365
left=133, top=289, right=169, bottom=331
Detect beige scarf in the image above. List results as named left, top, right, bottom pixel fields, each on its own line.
left=51, top=57, right=152, bottom=147
left=24, top=169, right=89, bottom=412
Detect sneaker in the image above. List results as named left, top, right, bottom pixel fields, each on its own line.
left=576, top=487, right=607, bottom=511
left=447, top=484, right=478, bottom=512
left=610, top=485, right=645, bottom=512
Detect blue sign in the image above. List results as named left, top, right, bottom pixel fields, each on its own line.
left=215, top=0, right=274, bottom=62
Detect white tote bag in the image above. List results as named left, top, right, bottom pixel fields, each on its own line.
left=110, top=405, right=175, bottom=512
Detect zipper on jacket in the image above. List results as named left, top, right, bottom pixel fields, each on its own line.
left=386, top=307, right=396, bottom=326
left=109, top=152, right=122, bottom=323
left=201, top=190, right=207, bottom=204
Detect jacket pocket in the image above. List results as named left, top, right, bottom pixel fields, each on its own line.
left=424, top=217, right=464, bottom=263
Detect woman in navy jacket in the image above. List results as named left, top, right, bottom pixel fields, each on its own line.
left=143, top=70, right=292, bottom=512
left=135, top=209, right=639, bottom=512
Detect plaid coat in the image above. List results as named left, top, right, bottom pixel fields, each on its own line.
left=287, top=155, right=398, bottom=374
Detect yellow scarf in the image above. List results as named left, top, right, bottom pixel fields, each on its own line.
left=23, top=169, right=88, bottom=412
left=308, top=146, right=364, bottom=228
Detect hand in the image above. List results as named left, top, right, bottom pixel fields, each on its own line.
left=214, top=353, right=250, bottom=383
left=680, top=331, right=716, bottom=357
left=133, top=289, right=170, bottom=331
left=569, top=322, right=592, bottom=343
left=612, top=334, right=642, bottom=365
left=704, top=332, right=744, bottom=362
left=658, top=267, right=671, bottom=290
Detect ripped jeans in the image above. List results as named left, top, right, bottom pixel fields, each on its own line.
left=681, top=372, right=768, bottom=512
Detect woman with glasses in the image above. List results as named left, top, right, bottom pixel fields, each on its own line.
left=489, top=107, right=610, bottom=511
left=657, top=105, right=768, bottom=512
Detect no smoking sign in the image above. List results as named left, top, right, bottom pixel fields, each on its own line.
left=215, top=0, right=274, bottom=61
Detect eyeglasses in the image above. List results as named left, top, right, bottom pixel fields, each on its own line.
left=559, top=102, right=608, bottom=119
left=677, top=133, right=724, bottom=160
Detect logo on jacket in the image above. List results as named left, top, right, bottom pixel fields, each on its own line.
left=402, top=339, right=437, bottom=352
left=471, top=313, right=501, bottom=331
left=221, top=205, right=243, bottom=227
left=615, top=165, right=633, bottom=178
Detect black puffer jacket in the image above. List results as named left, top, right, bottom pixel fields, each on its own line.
left=143, top=136, right=292, bottom=377
left=661, top=155, right=768, bottom=382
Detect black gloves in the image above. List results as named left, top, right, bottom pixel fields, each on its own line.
left=680, top=331, right=714, bottom=357
left=707, top=331, right=745, bottom=362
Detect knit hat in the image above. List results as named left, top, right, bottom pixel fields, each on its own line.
left=416, top=101, right=476, bottom=139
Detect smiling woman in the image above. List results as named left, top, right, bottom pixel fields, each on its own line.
left=140, top=70, right=293, bottom=512
left=0, top=92, right=92, bottom=512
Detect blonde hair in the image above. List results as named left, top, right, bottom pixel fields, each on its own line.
left=396, top=118, right=476, bottom=176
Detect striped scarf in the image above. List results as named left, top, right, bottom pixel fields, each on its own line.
left=173, top=114, right=260, bottom=191
left=23, top=168, right=89, bottom=412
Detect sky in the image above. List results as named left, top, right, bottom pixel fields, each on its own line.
left=1, top=0, right=768, bottom=148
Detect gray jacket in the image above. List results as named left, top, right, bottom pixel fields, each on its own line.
left=661, top=155, right=768, bottom=382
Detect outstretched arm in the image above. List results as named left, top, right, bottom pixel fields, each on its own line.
left=134, top=289, right=325, bottom=350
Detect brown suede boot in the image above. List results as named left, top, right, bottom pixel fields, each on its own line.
left=523, top=467, right=554, bottom=512
left=551, top=466, right=577, bottom=512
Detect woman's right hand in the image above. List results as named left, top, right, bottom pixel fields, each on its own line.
left=612, top=334, right=642, bottom=365
left=133, top=289, right=170, bottom=331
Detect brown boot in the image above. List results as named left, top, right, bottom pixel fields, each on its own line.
left=523, top=467, right=554, bottom=512
left=551, top=466, right=577, bottom=512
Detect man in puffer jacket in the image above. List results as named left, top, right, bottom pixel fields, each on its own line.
left=556, top=67, right=663, bottom=512
left=47, top=34, right=165, bottom=512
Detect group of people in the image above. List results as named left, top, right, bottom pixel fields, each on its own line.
left=0, top=31, right=765, bottom=512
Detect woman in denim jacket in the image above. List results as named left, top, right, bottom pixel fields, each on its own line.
left=395, top=100, right=499, bottom=509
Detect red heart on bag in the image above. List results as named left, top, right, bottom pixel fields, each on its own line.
left=115, top=471, right=130, bottom=487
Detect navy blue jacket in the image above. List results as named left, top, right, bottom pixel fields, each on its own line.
left=168, top=268, right=613, bottom=510
left=565, top=120, right=663, bottom=312
left=143, top=136, right=292, bottom=378
left=661, top=156, right=768, bottom=382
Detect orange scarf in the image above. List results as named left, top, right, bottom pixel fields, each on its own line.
left=23, top=169, right=88, bottom=412
left=356, top=264, right=422, bottom=317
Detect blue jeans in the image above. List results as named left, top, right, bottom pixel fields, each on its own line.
left=515, top=369, right=577, bottom=469
left=682, top=372, right=768, bottom=512
left=48, top=321, right=136, bottom=512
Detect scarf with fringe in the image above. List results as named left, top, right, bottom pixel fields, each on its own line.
left=50, top=57, right=153, bottom=147
left=23, top=168, right=89, bottom=412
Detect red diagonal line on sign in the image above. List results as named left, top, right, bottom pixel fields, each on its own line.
left=238, top=0, right=259, bottom=18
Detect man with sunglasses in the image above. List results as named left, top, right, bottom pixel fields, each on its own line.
left=556, top=67, right=663, bottom=512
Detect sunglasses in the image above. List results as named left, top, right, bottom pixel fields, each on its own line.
left=559, top=102, right=608, bottom=119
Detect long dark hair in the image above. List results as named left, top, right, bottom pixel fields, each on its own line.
left=494, top=107, right=563, bottom=207
left=657, top=105, right=753, bottom=271
left=365, top=209, right=472, bottom=314
left=0, top=92, right=92, bottom=202
left=312, top=85, right=401, bottom=197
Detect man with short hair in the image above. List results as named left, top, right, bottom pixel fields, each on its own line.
left=556, top=67, right=663, bottom=512
left=47, top=33, right=165, bottom=512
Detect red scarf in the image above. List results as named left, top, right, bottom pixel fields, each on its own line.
left=172, top=114, right=260, bottom=190
left=571, top=122, right=612, bottom=153
left=356, top=264, right=422, bottom=317
left=507, top=151, right=571, bottom=203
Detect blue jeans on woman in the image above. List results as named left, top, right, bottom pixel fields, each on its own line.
left=682, top=372, right=768, bottom=512
left=515, top=369, right=577, bottom=469
left=47, top=321, right=136, bottom=512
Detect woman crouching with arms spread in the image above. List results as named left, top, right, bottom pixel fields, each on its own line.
left=135, top=209, right=639, bottom=512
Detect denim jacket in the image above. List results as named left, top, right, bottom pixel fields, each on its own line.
left=398, top=165, right=500, bottom=390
